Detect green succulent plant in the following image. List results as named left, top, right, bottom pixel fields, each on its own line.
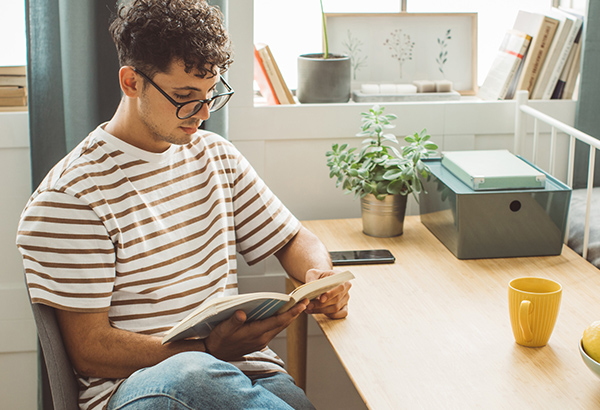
left=326, top=105, right=439, bottom=201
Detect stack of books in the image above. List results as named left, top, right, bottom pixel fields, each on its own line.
left=479, top=7, right=583, bottom=100
left=253, top=43, right=295, bottom=105
left=0, top=66, right=27, bottom=109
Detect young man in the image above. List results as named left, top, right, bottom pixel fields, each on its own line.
left=16, top=1, right=351, bottom=409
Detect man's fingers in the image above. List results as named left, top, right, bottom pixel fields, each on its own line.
left=325, top=304, right=349, bottom=319
left=217, top=310, right=247, bottom=336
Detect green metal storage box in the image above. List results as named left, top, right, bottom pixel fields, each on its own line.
left=419, top=158, right=571, bottom=259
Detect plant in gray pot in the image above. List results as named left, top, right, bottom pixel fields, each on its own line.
left=297, top=0, right=351, bottom=104
left=325, top=105, right=439, bottom=237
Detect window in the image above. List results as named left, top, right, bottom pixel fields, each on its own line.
left=254, top=0, right=582, bottom=89
left=0, top=0, right=27, bottom=66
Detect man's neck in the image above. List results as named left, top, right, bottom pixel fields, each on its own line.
left=104, top=101, right=171, bottom=153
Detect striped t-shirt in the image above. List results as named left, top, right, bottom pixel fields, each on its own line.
left=16, top=124, right=301, bottom=410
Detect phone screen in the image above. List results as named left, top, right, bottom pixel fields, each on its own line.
left=329, top=249, right=395, bottom=266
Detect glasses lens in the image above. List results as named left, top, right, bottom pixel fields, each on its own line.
left=176, top=94, right=232, bottom=119
left=177, top=102, right=202, bottom=119
left=209, top=94, right=231, bottom=112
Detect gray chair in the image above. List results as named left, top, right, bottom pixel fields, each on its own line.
left=30, top=302, right=79, bottom=409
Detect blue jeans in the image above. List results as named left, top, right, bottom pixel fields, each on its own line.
left=107, top=352, right=315, bottom=409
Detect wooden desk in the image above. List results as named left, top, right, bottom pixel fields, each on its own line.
left=289, top=217, right=600, bottom=408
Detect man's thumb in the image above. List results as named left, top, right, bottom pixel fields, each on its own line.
left=220, top=310, right=246, bottom=334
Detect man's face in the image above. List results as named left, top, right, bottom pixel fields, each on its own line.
left=137, top=60, right=220, bottom=151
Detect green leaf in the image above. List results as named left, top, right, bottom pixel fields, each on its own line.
left=382, top=169, right=404, bottom=180
left=387, top=179, right=406, bottom=195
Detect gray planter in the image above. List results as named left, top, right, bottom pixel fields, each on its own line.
left=297, top=53, right=351, bottom=104
left=360, top=194, right=408, bottom=237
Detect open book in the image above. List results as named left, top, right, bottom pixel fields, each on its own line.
left=162, top=270, right=355, bottom=344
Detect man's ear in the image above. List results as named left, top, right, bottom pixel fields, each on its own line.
left=119, top=66, right=141, bottom=97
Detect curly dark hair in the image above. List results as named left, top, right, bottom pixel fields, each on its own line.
left=109, top=0, right=233, bottom=78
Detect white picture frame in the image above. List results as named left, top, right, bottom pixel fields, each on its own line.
left=325, top=13, right=478, bottom=95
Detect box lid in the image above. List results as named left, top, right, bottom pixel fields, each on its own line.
left=441, top=150, right=546, bottom=190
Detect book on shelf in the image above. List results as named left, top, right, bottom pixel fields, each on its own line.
left=478, top=29, right=532, bottom=101
left=0, top=65, right=26, bottom=76
left=504, top=46, right=527, bottom=100
left=162, top=270, right=355, bottom=344
left=0, top=86, right=27, bottom=98
left=551, top=21, right=583, bottom=99
left=0, top=75, right=27, bottom=87
left=254, top=45, right=279, bottom=105
left=561, top=35, right=582, bottom=99
left=0, top=96, right=27, bottom=107
left=531, top=8, right=581, bottom=100
left=254, top=43, right=295, bottom=105
left=512, top=11, right=559, bottom=95
left=0, top=65, right=27, bottom=87
left=0, top=85, right=27, bottom=107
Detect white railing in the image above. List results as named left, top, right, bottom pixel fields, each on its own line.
left=514, top=90, right=600, bottom=259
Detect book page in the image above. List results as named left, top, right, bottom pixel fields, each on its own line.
left=280, top=270, right=355, bottom=313
left=162, top=292, right=290, bottom=344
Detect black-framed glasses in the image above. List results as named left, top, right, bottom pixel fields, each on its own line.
left=132, top=68, right=234, bottom=119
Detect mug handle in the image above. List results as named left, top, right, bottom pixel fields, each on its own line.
left=519, top=300, right=533, bottom=342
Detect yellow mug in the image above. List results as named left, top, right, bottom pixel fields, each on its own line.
left=508, top=277, right=562, bottom=347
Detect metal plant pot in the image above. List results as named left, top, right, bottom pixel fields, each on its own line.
left=297, top=53, right=351, bottom=103
left=360, top=194, right=408, bottom=237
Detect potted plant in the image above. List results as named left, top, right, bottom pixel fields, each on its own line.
left=325, top=105, right=439, bottom=237
left=297, top=0, right=351, bottom=104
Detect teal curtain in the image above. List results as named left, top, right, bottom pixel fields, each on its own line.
left=574, top=0, right=600, bottom=188
left=26, top=0, right=121, bottom=189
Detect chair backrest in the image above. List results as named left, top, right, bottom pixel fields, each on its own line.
left=30, top=302, right=80, bottom=410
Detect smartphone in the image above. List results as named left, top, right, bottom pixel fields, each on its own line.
left=329, top=249, right=395, bottom=266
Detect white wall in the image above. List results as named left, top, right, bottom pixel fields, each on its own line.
left=0, top=111, right=37, bottom=410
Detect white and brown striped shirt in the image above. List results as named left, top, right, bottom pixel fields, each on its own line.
left=16, top=124, right=301, bottom=410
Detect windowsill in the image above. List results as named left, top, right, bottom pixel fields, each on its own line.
left=229, top=97, right=577, bottom=143
left=251, top=94, right=577, bottom=108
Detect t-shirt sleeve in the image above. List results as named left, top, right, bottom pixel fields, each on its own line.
left=16, top=190, right=115, bottom=312
left=231, top=153, right=300, bottom=265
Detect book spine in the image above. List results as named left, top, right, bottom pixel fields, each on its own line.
left=516, top=18, right=559, bottom=93
left=541, top=17, right=582, bottom=99
left=0, top=76, right=27, bottom=87
left=0, top=86, right=27, bottom=98
left=0, top=96, right=27, bottom=106
left=551, top=26, right=581, bottom=99
left=530, top=15, right=571, bottom=99
left=0, top=66, right=27, bottom=76
left=264, top=46, right=295, bottom=104
left=253, top=45, right=279, bottom=105
left=478, top=30, right=531, bottom=100
left=257, top=45, right=290, bottom=105
left=498, top=34, right=531, bottom=99
left=562, top=41, right=582, bottom=99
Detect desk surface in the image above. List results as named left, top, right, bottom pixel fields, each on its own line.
left=303, top=217, right=600, bottom=408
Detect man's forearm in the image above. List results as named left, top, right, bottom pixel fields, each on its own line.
left=275, top=225, right=333, bottom=283
left=56, top=309, right=206, bottom=379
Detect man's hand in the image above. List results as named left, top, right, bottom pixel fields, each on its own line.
left=303, top=269, right=351, bottom=319
left=205, top=299, right=309, bottom=361
left=274, top=226, right=351, bottom=319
